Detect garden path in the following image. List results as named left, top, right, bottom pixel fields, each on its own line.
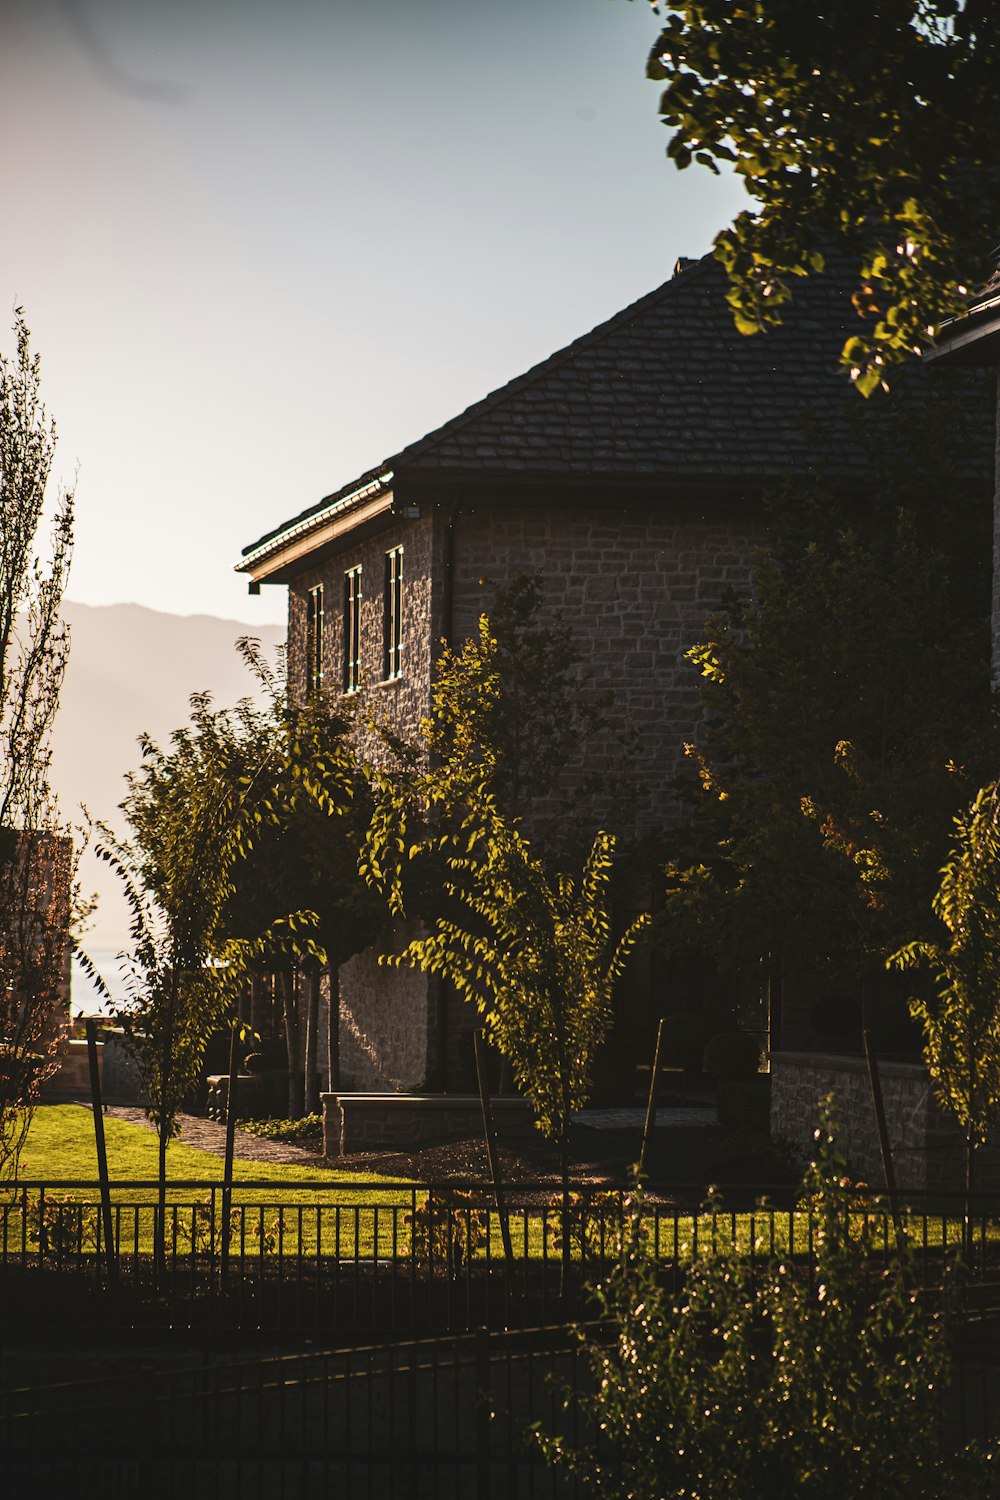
left=98, top=1106, right=319, bottom=1165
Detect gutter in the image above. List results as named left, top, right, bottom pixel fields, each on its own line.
left=236, top=470, right=394, bottom=580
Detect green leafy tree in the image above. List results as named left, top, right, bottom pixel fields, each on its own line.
left=118, top=643, right=383, bottom=1120
left=662, top=497, right=996, bottom=1041
left=423, top=575, right=610, bottom=834
left=641, top=0, right=1000, bottom=391
left=378, top=792, right=648, bottom=1269
left=0, top=313, right=75, bottom=1180
left=889, top=781, right=1000, bottom=1216
left=94, top=677, right=324, bottom=1265
left=538, top=1111, right=993, bottom=1497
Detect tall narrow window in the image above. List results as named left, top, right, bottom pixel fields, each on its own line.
left=344, top=565, right=362, bottom=692
left=384, top=546, right=403, bottom=680
left=306, top=584, right=324, bottom=696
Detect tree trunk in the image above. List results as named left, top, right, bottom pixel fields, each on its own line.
left=249, top=971, right=268, bottom=1038
left=560, top=1129, right=571, bottom=1296
left=965, top=1135, right=977, bottom=1268
left=327, top=965, right=340, bottom=1094
left=156, top=1121, right=168, bottom=1279
left=304, top=963, right=320, bottom=1115
left=281, top=966, right=304, bottom=1119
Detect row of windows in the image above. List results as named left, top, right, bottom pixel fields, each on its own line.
left=306, top=547, right=404, bottom=695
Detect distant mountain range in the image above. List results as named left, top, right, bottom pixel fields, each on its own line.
left=50, top=601, right=285, bottom=989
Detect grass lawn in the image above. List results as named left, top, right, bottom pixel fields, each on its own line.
left=4, top=1109, right=995, bottom=1264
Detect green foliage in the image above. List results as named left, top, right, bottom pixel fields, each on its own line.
left=663, top=506, right=996, bottom=996
left=0, top=312, right=75, bottom=1179
left=659, top=1010, right=713, bottom=1073
left=538, top=1110, right=993, bottom=1497
left=642, top=0, right=1000, bottom=390
left=240, top=1113, right=322, bottom=1144
left=405, top=1188, right=490, bottom=1272
left=383, top=800, right=648, bottom=1150
left=422, top=576, right=610, bottom=831
left=702, top=1029, right=760, bottom=1082
left=889, top=781, right=1000, bottom=1158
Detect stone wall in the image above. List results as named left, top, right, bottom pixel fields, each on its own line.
left=322, top=1091, right=535, bottom=1157
left=770, top=1050, right=1000, bottom=1192
left=286, top=497, right=766, bottom=1092
left=287, top=507, right=437, bottom=755
left=337, top=920, right=434, bottom=1091
left=450, top=504, right=766, bottom=835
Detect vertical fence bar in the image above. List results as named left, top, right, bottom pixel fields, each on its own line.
left=85, top=1018, right=117, bottom=1284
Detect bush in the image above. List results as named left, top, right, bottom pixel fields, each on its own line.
left=715, top=1075, right=771, bottom=1134
left=241, top=1113, right=322, bottom=1144
left=536, top=1105, right=994, bottom=1498
left=702, top=1029, right=761, bottom=1082
left=659, top=1011, right=713, bottom=1077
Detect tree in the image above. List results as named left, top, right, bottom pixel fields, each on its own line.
left=380, top=793, right=648, bottom=1272
left=117, top=643, right=383, bottom=1120
left=889, top=781, right=1000, bottom=1224
left=659, top=423, right=997, bottom=1043
left=422, top=576, right=610, bottom=837
left=538, top=1110, right=993, bottom=1498
left=642, top=0, right=1000, bottom=391
left=94, top=676, right=324, bottom=1265
left=0, top=313, right=74, bottom=1180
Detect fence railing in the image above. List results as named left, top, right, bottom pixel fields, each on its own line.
left=2, top=1178, right=1000, bottom=1336
left=2, top=1323, right=997, bottom=1499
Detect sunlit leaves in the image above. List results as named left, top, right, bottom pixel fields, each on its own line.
left=643, top=0, right=1000, bottom=390
left=889, top=781, right=1000, bottom=1154
left=538, top=1110, right=991, bottom=1496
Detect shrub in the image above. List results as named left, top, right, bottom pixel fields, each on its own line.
left=536, top=1107, right=994, bottom=1498
left=241, top=1113, right=322, bottom=1144
left=406, top=1189, right=489, bottom=1274
left=716, top=1076, right=771, bottom=1134
left=702, top=1029, right=761, bottom=1082
left=659, top=1011, right=713, bottom=1076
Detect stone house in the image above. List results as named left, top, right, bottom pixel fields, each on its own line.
left=238, top=251, right=992, bottom=1098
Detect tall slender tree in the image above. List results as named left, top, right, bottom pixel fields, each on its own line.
left=0, top=313, right=74, bottom=1180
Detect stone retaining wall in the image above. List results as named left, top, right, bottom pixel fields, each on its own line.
left=322, top=1092, right=535, bottom=1158
left=770, top=1050, right=1000, bottom=1192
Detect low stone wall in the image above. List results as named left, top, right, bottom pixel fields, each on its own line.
left=322, top=1093, right=535, bottom=1158
left=101, top=1030, right=145, bottom=1104
left=770, top=1051, right=1000, bottom=1193
left=40, top=1038, right=102, bottom=1101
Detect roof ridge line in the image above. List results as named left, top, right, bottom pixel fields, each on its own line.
left=388, top=254, right=717, bottom=469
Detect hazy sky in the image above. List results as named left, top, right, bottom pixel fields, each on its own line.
left=3, top=0, right=746, bottom=628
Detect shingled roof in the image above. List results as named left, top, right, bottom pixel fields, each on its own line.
left=242, top=251, right=992, bottom=566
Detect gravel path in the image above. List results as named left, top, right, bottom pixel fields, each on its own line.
left=100, top=1106, right=323, bottom=1165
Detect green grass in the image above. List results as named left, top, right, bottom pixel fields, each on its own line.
left=5, top=1109, right=997, bottom=1264
left=15, top=1106, right=408, bottom=1194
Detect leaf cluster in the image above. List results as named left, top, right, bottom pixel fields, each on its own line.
left=0, top=313, right=75, bottom=1175
left=889, top=781, right=1000, bottom=1146
left=382, top=799, right=648, bottom=1144
left=644, top=0, right=1000, bottom=390
left=539, top=1107, right=992, bottom=1496
left=663, top=504, right=996, bottom=989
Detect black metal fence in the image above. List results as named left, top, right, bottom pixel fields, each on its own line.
left=2, top=1324, right=998, bottom=1499
left=2, top=1177, right=1000, bottom=1337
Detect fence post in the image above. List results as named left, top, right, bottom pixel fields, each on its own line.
left=639, top=1018, right=666, bottom=1179
left=85, top=1018, right=117, bottom=1283
left=475, top=1327, right=491, bottom=1500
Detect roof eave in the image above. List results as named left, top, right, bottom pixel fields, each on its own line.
left=236, top=471, right=394, bottom=582
left=925, top=296, right=1000, bottom=368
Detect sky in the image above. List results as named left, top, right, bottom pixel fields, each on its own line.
left=2, top=0, right=747, bottom=629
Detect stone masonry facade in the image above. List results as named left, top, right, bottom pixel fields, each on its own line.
left=770, top=1050, right=1000, bottom=1193
left=449, top=504, right=767, bottom=836
left=283, top=497, right=765, bottom=1092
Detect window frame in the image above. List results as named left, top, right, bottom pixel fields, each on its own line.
left=383, top=545, right=404, bottom=681
left=343, top=565, right=363, bottom=693
left=306, top=583, right=324, bottom=697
